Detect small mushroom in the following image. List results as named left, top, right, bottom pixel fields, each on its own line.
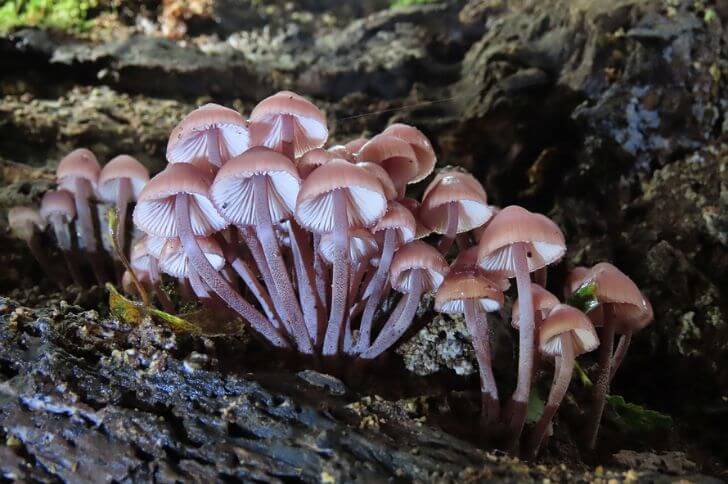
left=358, top=134, right=419, bottom=198
left=8, top=206, right=61, bottom=289
left=382, top=123, right=436, bottom=184
left=40, top=190, right=85, bottom=286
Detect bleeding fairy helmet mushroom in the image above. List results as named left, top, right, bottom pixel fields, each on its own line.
left=358, top=134, right=419, bottom=198
left=97, top=155, right=150, bottom=253
left=400, top=197, right=433, bottom=240
left=476, top=205, right=566, bottom=448
left=382, top=123, right=436, bottom=183
left=159, top=236, right=225, bottom=279
left=166, top=103, right=249, bottom=167
left=511, top=283, right=560, bottom=329
left=249, top=91, right=328, bottom=159
left=435, top=268, right=504, bottom=423
left=451, top=246, right=510, bottom=291
left=319, top=227, right=378, bottom=266
left=361, top=240, right=448, bottom=359
left=356, top=162, right=397, bottom=202
left=298, top=148, right=336, bottom=178
left=296, top=159, right=387, bottom=355
left=40, top=190, right=85, bottom=286
left=327, top=144, right=356, bottom=162
left=345, top=137, right=368, bottom=157
left=8, top=206, right=62, bottom=288
left=210, top=146, right=312, bottom=354
left=528, top=304, right=599, bottom=457
left=420, top=170, right=492, bottom=254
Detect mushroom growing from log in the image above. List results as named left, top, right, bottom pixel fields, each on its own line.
left=40, top=190, right=85, bottom=286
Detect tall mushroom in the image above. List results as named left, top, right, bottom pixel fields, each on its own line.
left=420, top=170, right=492, bottom=254
left=56, top=148, right=108, bottom=284
left=582, top=262, right=652, bottom=449
left=477, top=205, right=566, bottom=449
left=8, top=207, right=62, bottom=289
left=210, top=146, right=313, bottom=354
left=40, top=190, right=85, bottom=286
left=435, top=268, right=504, bottom=423
left=361, top=240, right=448, bottom=359
left=133, top=162, right=289, bottom=349
left=528, top=304, right=599, bottom=457
left=295, top=159, right=387, bottom=356
left=97, top=155, right=150, bottom=255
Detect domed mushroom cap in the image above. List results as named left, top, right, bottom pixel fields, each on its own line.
left=97, top=155, right=150, bottom=202
left=166, top=103, right=249, bottom=165
left=159, top=236, right=225, bottom=278
left=327, top=145, right=356, bottom=162
left=587, top=262, right=652, bottom=332
left=420, top=171, right=492, bottom=234
left=57, top=148, right=101, bottom=193
left=472, top=205, right=501, bottom=243
left=371, top=200, right=416, bottom=247
left=40, top=190, right=76, bottom=223
left=450, top=246, right=510, bottom=290
left=358, top=134, right=419, bottom=190
left=210, top=146, right=301, bottom=226
left=390, top=240, right=448, bottom=294
left=512, top=283, right=560, bottom=329
left=319, top=227, right=378, bottom=265
left=298, top=148, right=336, bottom=178
left=133, top=163, right=228, bottom=237
left=539, top=304, right=599, bottom=357
left=383, top=123, right=436, bottom=182
left=249, top=91, right=328, bottom=158
left=345, top=137, right=368, bottom=157
left=8, top=207, right=45, bottom=240
left=356, top=162, right=397, bottom=201
left=295, top=159, right=386, bottom=233
left=564, top=266, right=591, bottom=299
left=477, top=205, right=566, bottom=276
left=435, top=269, right=504, bottom=314
left=399, top=197, right=433, bottom=240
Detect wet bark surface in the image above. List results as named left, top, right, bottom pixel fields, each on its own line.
left=1, top=0, right=727, bottom=480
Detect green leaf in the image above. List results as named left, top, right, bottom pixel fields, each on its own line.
left=566, top=280, right=599, bottom=314
left=107, top=284, right=200, bottom=334
left=606, top=394, right=673, bottom=433
left=526, top=390, right=545, bottom=423
left=574, top=361, right=593, bottom=388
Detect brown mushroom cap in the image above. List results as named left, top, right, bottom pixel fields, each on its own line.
left=356, top=162, right=397, bottom=201
left=57, top=148, right=101, bottom=194
left=159, top=236, right=225, bottom=277
left=586, top=262, right=652, bottom=332
left=297, top=148, right=336, bottom=178
left=435, top=269, right=504, bottom=314
left=538, top=304, right=599, bottom=357
left=40, top=190, right=76, bottom=223
left=133, top=163, right=228, bottom=237
left=327, top=145, right=356, bottom=162
left=477, top=205, right=566, bottom=277
left=166, top=103, right=249, bottom=165
left=319, top=227, right=379, bottom=265
left=249, top=91, right=328, bottom=157
left=451, top=246, right=510, bottom=290
left=511, top=283, right=561, bottom=328
left=382, top=123, right=436, bottom=183
left=371, top=200, right=416, bottom=247
left=389, top=240, right=448, bottom=294
left=358, top=134, right=419, bottom=189
left=97, top=155, right=150, bottom=202
left=399, top=197, right=433, bottom=239
left=295, top=159, right=386, bottom=233
left=420, top=170, right=492, bottom=234
left=564, top=266, right=591, bottom=299
left=210, top=146, right=301, bottom=226
left=345, top=137, right=368, bottom=157
left=8, top=207, right=45, bottom=240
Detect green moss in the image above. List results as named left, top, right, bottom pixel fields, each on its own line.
left=0, top=0, right=99, bottom=33
left=390, top=0, right=437, bottom=8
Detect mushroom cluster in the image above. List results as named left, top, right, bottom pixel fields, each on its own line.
left=8, top=91, right=654, bottom=457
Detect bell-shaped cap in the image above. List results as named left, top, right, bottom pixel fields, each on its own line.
left=319, top=228, right=378, bottom=265
left=210, top=146, right=301, bottom=226
left=477, top=205, right=566, bottom=276
left=539, top=304, right=599, bottom=357
left=358, top=134, right=419, bottom=190
left=382, top=123, right=436, bottom=183
left=585, top=262, right=652, bottom=333
left=159, top=236, right=225, bottom=278
left=57, top=148, right=101, bottom=194
left=420, top=170, right=492, bottom=234
left=40, top=190, right=76, bottom=223
left=563, top=266, right=591, bottom=299
left=8, top=206, right=45, bottom=240
left=356, top=162, right=397, bottom=201
left=166, top=103, right=250, bottom=165
left=512, top=283, right=561, bottom=329
left=435, top=268, right=504, bottom=314
left=249, top=91, right=328, bottom=157
left=371, top=200, right=416, bottom=248
left=399, top=197, right=433, bottom=240
left=295, top=159, right=386, bottom=233
left=298, top=148, right=336, bottom=178
left=97, top=155, right=150, bottom=203
left=133, top=163, right=228, bottom=237
left=327, top=145, right=356, bottom=162
left=390, top=240, right=448, bottom=294
left=345, top=137, right=368, bottom=157
left=451, top=246, right=510, bottom=290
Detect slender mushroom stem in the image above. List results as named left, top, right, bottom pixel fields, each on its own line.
left=288, top=221, right=321, bottom=344
left=26, top=231, right=65, bottom=289
left=280, top=114, right=296, bottom=160
left=116, top=178, right=132, bottom=256
left=507, top=242, right=535, bottom=450
left=585, top=310, right=615, bottom=449
left=437, top=202, right=458, bottom=255
left=528, top=334, right=576, bottom=458
left=360, top=269, right=423, bottom=359
left=206, top=130, right=222, bottom=166
left=74, top=178, right=107, bottom=284
left=322, top=189, right=350, bottom=356
left=313, top=234, right=329, bottom=317
left=610, top=331, right=632, bottom=382
left=174, top=193, right=289, bottom=349
left=349, top=262, right=366, bottom=302
left=464, top=300, right=500, bottom=424
left=354, top=229, right=396, bottom=354
left=188, top=267, right=212, bottom=300
left=49, top=213, right=85, bottom=286
left=230, top=257, right=279, bottom=326
left=253, top=175, right=313, bottom=354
